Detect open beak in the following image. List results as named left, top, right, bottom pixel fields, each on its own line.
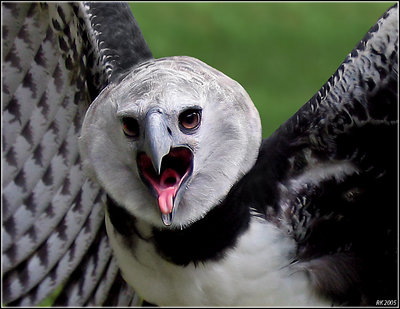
left=137, top=109, right=194, bottom=226
left=137, top=147, right=193, bottom=226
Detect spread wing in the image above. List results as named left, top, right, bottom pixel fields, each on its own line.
left=2, top=2, right=151, bottom=306
left=255, top=4, right=398, bottom=304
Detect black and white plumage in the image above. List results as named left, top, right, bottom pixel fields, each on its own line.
left=2, top=2, right=398, bottom=307
left=2, top=2, right=150, bottom=306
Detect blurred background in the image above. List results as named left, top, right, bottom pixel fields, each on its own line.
left=130, top=2, right=394, bottom=138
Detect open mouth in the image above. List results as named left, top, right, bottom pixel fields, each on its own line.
left=137, top=147, right=193, bottom=225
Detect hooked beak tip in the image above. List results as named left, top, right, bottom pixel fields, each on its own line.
left=161, top=212, right=174, bottom=226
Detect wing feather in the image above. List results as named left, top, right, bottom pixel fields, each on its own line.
left=52, top=222, right=114, bottom=306
left=268, top=4, right=398, bottom=188
left=80, top=2, right=153, bottom=84
left=258, top=4, right=398, bottom=303
left=2, top=2, right=151, bottom=305
left=2, top=4, right=50, bottom=109
left=52, top=226, right=136, bottom=306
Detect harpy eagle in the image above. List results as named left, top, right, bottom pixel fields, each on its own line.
left=2, top=2, right=398, bottom=306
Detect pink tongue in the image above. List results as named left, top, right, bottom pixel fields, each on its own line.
left=157, top=168, right=181, bottom=215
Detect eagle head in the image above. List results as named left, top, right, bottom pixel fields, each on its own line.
left=79, top=56, right=261, bottom=228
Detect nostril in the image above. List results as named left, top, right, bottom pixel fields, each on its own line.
left=167, top=127, right=172, bottom=136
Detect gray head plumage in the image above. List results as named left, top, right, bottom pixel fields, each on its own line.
left=79, top=56, right=262, bottom=228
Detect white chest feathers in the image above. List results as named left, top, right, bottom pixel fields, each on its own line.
left=105, top=215, right=330, bottom=306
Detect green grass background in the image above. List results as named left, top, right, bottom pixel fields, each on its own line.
left=39, top=2, right=394, bottom=306
left=130, top=2, right=394, bottom=138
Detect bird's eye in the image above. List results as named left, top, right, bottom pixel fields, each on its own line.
left=179, top=109, right=201, bottom=132
left=122, top=117, right=140, bottom=138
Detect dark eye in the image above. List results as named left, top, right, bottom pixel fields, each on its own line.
left=122, top=117, right=139, bottom=138
left=179, top=109, right=201, bottom=131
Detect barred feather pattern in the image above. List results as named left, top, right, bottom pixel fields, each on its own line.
left=2, top=3, right=137, bottom=306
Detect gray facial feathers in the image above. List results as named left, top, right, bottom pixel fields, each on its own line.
left=79, top=56, right=262, bottom=228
